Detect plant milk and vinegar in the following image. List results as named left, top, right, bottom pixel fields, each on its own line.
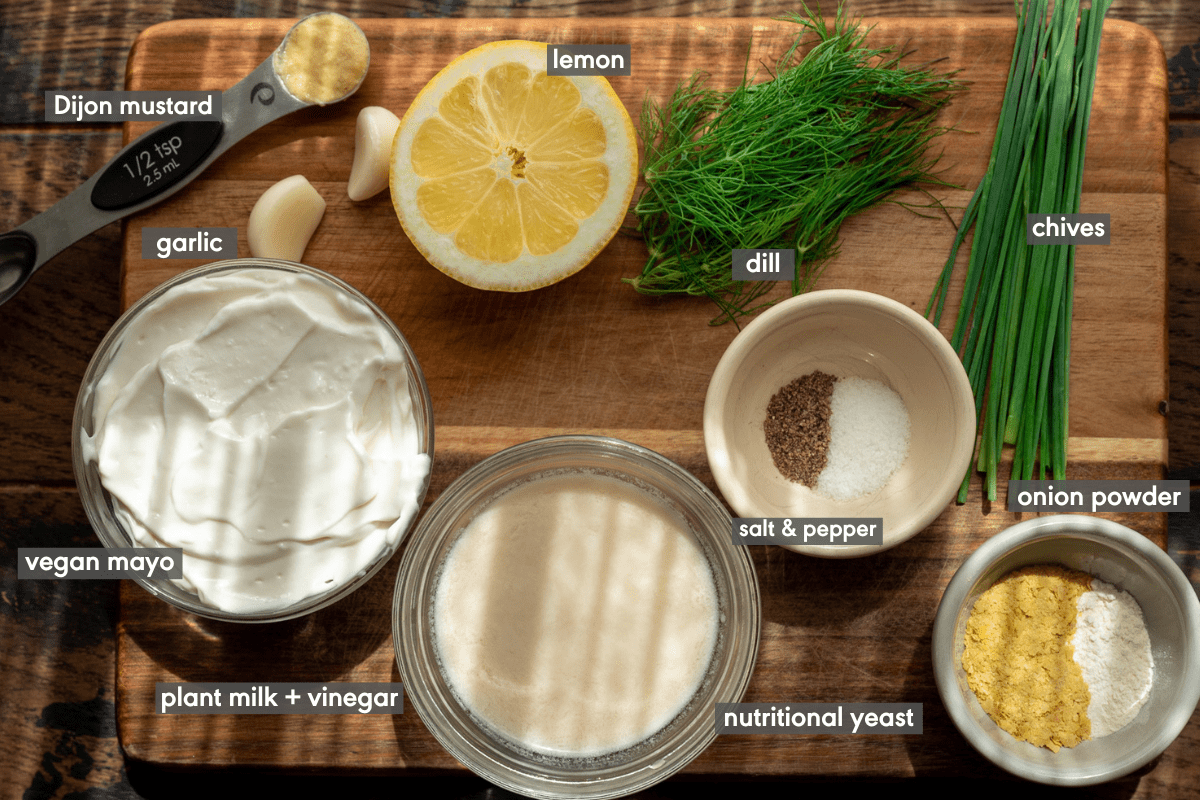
left=433, top=472, right=720, bottom=757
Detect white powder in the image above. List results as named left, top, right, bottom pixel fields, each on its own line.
left=816, top=376, right=911, bottom=501
left=1073, top=578, right=1154, bottom=737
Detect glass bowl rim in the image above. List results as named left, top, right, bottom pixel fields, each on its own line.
left=72, top=257, right=435, bottom=623
left=392, top=433, right=761, bottom=799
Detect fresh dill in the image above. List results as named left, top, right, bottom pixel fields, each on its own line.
left=627, top=8, right=961, bottom=325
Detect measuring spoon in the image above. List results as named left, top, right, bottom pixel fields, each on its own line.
left=0, top=12, right=369, bottom=307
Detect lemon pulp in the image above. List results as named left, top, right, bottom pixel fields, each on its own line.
left=392, top=41, right=637, bottom=291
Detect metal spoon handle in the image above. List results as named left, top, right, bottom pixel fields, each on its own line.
left=14, top=57, right=307, bottom=273
left=1, top=12, right=368, bottom=305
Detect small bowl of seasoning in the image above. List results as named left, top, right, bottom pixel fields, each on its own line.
left=393, top=435, right=761, bottom=799
left=933, top=515, right=1200, bottom=785
left=703, top=289, right=975, bottom=557
left=73, top=259, right=434, bottom=622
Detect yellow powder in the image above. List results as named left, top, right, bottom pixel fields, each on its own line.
left=275, top=13, right=369, bottom=105
left=962, top=564, right=1093, bottom=751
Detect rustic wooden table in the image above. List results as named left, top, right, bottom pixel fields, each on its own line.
left=2, top=2, right=1198, bottom=798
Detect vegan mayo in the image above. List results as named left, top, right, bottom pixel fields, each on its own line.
left=433, top=472, right=718, bottom=757
left=85, top=267, right=429, bottom=615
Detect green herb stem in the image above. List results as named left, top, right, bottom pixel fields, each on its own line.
left=929, top=0, right=1110, bottom=500
left=630, top=6, right=961, bottom=325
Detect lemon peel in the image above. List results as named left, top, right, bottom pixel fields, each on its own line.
left=391, top=40, right=637, bottom=292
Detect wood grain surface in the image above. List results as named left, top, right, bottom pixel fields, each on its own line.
left=116, top=17, right=1169, bottom=442
left=108, top=15, right=1180, bottom=779
left=2, top=2, right=1200, bottom=798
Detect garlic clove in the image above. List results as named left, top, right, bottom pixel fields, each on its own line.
left=347, top=106, right=400, bottom=201
left=247, top=175, right=326, bottom=262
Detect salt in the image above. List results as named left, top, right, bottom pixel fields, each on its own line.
left=815, top=376, right=910, bottom=500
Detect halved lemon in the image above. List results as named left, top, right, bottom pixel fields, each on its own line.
left=390, top=41, right=638, bottom=291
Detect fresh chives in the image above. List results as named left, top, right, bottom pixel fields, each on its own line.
left=928, top=0, right=1111, bottom=501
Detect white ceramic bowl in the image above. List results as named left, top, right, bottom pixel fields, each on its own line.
left=933, top=515, right=1200, bottom=785
left=704, top=289, right=975, bottom=556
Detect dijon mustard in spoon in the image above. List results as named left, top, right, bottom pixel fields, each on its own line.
left=0, top=12, right=369, bottom=306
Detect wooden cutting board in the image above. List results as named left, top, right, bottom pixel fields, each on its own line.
left=114, top=17, right=1173, bottom=779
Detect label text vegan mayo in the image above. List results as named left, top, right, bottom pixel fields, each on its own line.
left=85, top=267, right=429, bottom=615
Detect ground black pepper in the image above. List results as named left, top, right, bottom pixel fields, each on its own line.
left=764, top=371, right=836, bottom=486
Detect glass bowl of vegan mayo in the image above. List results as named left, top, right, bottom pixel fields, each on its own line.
left=73, top=259, right=433, bottom=622
left=393, top=435, right=760, bottom=799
